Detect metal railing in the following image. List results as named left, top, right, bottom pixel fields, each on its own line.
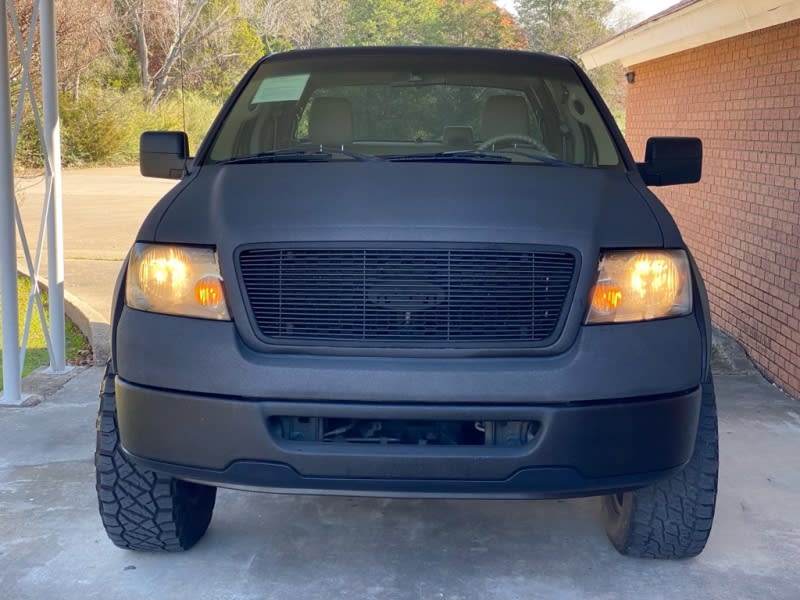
left=1, top=0, right=66, bottom=405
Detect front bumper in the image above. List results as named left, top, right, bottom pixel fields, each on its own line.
left=116, top=378, right=702, bottom=499
left=115, top=308, right=703, bottom=404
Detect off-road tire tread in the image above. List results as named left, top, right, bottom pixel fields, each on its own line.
left=603, top=378, right=719, bottom=559
left=95, top=365, right=216, bottom=551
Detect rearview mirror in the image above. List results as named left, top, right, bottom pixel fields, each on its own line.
left=638, top=137, right=702, bottom=186
left=140, top=131, right=189, bottom=180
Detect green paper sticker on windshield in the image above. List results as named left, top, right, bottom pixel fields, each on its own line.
left=252, top=74, right=310, bottom=104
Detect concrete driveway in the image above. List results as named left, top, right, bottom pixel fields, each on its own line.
left=1, top=359, right=799, bottom=600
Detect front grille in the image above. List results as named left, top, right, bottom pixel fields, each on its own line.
left=237, top=245, right=577, bottom=347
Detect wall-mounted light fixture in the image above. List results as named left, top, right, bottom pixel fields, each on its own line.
left=625, top=71, right=635, bottom=84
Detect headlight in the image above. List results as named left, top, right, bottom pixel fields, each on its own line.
left=585, top=250, right=692, bottom=324
left=126, top=243, right=231, bottom=320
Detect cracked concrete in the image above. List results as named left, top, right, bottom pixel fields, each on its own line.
left=1, top=357, right=799, bottom=599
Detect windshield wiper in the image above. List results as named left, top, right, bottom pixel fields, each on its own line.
left=219, top=146, right=380, bottom=165
left=383, top=151, right=511, bottom=163
left=480, top=149, right=576, bottom=168
left=383, top=150, right=575, bottom=166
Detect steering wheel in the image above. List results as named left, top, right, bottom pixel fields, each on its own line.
left=478, top=134, right=550, bottom=154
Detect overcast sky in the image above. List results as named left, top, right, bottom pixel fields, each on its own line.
left=495, top=0, right=679, bottom=21
left=619, top=0, right=682, bottom=18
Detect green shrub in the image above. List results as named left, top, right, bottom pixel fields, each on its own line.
left=111, top=91, right=222, bottom=162
left=15, top=111, right=44, bottom=169
left=60, top=92, right=124, bottom=165
left=14, top=89, right=223, bottom=168
left=15, top=91, right=124, bottom=168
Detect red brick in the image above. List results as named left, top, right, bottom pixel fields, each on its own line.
left=624, top=19, right=800, bottom=398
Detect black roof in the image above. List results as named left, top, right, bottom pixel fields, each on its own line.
left=261, top=45, right=573, bottom=68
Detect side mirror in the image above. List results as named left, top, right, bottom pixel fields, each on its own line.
left=140, top=131, right=189, bottom=179
left=637, top=137, right=702, bottom=186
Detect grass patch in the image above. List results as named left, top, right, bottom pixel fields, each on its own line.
left=0, top=275, right=89, bottom=391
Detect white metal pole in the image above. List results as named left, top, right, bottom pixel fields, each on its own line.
left=0, top=2, right=22, bottom=403
left=39, top=0, right=66, bottom=372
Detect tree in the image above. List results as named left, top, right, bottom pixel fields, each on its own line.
left=515, top=0, right=628, bottom=122
left=436, top=0, right=528, bottom=49
left=183, top=0, right=264, bottom=99
left=515, top=0, right=615, bottom=58
left=113, top=0, right=159, bottom=94
left=113, top=0, right=209, bottom=104
left=343, top=0, right=527, bottom=48
left=344, top=0, right=440, bottom=46
left=240, top=0, right=349, bottom=51
left=6, top=0, right=113, bottom=98
left=112, top=0, right=264, bottom=106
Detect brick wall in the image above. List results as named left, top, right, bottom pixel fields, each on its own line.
left=624, top=19, right=800, bottom=398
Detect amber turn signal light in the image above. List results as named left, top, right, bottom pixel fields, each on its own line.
left=591, top=282, right=623, bottom=314
left=195, top=276, right=225, bottom=307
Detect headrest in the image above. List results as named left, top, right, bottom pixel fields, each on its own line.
left=480, top=95, right=530, bottom=141
left=443, top=126, right=474, bottom=147
left=308, top=97, right=353, bottom=146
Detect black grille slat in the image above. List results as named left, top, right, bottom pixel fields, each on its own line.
left=238, top=246, right=576, bottom=347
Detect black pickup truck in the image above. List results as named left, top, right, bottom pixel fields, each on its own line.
left=96, top=46, right=718, bottom=558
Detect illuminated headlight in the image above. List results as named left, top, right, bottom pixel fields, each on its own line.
left=125, top=243, right=231, bottom=320
left=585, top=250, right=692, bottom=324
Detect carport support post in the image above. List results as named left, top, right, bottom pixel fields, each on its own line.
left=40, top=0, right=67, bottom=373
left=0, top=4, right=22, bottom=403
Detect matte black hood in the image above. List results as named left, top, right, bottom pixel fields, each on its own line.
left=154, top=162, right=663, bottom=252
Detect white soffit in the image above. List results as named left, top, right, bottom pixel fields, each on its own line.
left=581, top=0, right=800, bottom=68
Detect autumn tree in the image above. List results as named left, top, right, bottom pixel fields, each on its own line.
left=113, top=0, right=202, bottom=103
left=6, top=0, right=113, bottom=98
left=343, top=0, right=439, bottom=46
left=343, top=0, right=527, bottom=48
left=241, top=0, right=350, bottom=51
left=173, top=0, right=264, bottom=101
left=111, top=0, right=262, bottom=105
left=436, top=0, right=527, bottom=49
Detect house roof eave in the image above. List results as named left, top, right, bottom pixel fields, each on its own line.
left=580, top=0, right=800, bottom=68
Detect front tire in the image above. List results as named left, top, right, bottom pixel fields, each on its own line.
left=602, top=377, right=719, bottom=559
left=95, top=364, right=216, bottom=551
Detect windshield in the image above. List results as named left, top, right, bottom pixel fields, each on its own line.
left=206, top=50, right=622, bottom=169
